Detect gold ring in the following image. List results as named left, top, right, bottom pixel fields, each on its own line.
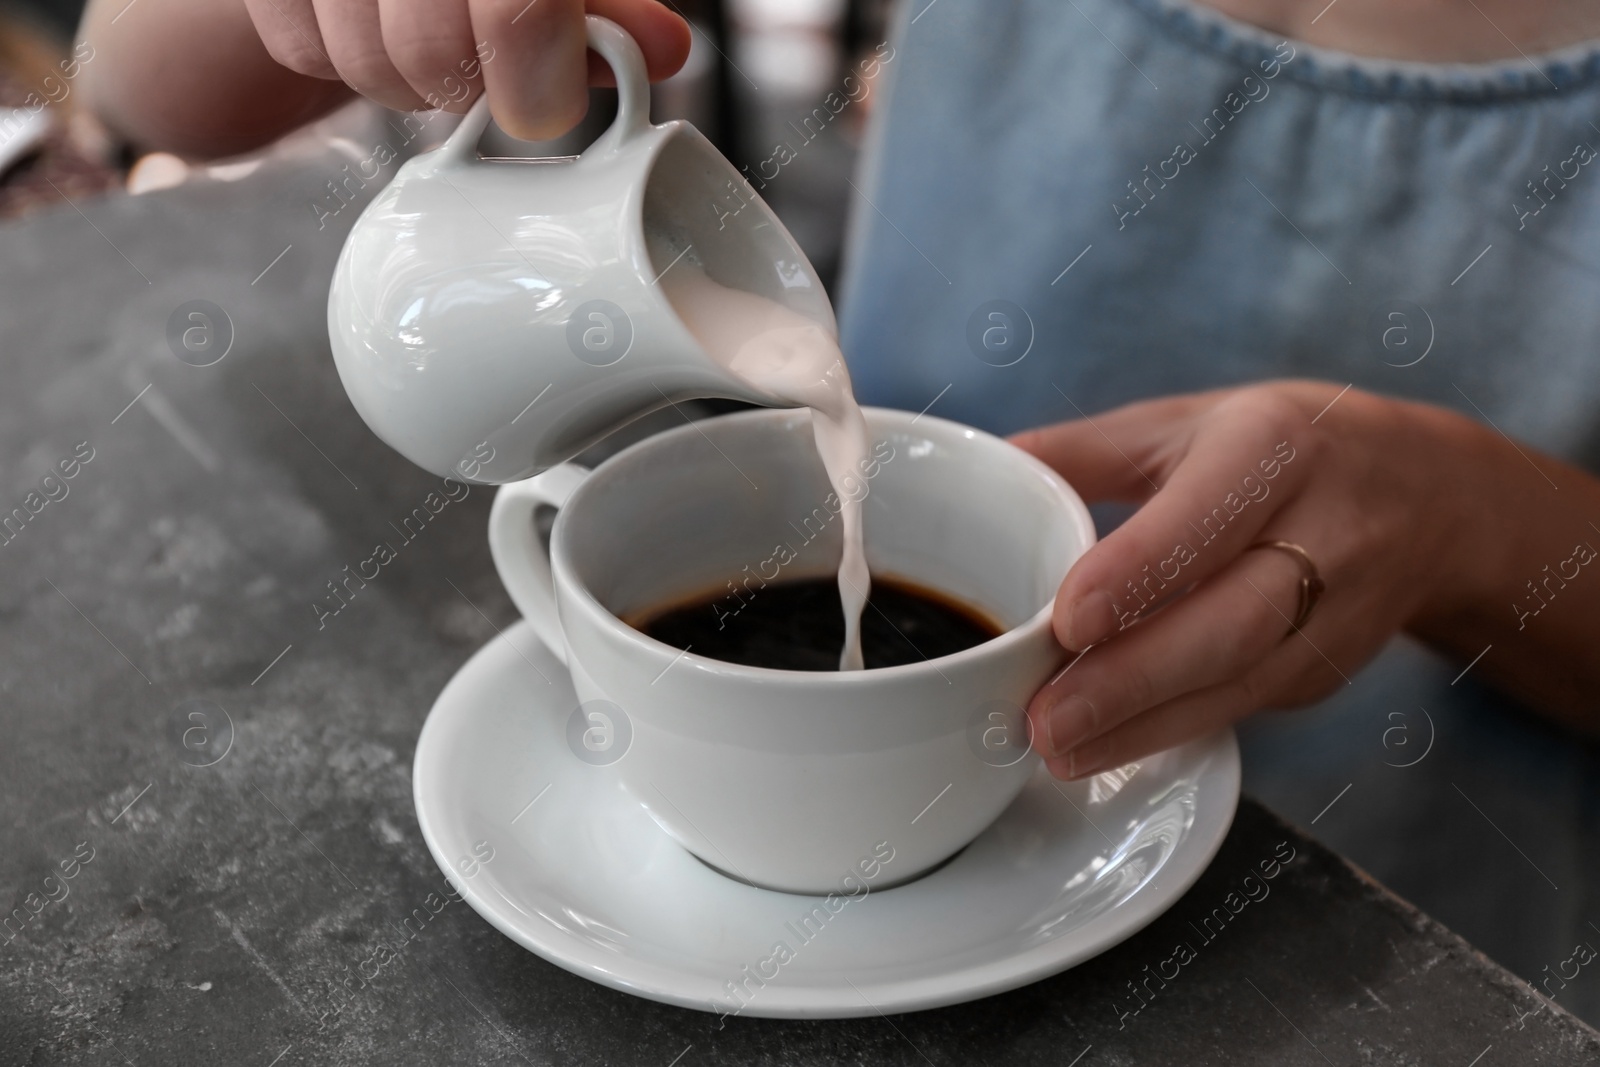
left=1246, top=540, right=1325, bottom=634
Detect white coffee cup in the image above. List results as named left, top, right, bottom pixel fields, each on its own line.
left=489, top=407, right=1096, bottom=894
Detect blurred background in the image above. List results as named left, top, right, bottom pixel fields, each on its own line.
left=0, top=0, right=898, bottom=292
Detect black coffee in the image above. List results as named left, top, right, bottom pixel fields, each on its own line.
left=632, top=575, right=1002, bottom=671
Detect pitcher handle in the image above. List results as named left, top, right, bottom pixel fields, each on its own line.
left=438, top=15, right=652, bottom=166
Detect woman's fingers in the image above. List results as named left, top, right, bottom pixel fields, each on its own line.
left=244, top=0, right=339, bottom=79
left=1028, top=540, right=1308, bottom=762
left=1008, top=419, right=1163, bottom=505
left=1008, top=393, right=1207, bottom=504
left=381, top=0, right=481, bottom=111
left=1041, top=611, right=1345, bottom=780
left=313, top=0, right=428, bottom=110
left=248, top=0, right=691, bottom=138
left=472, top=0, right=589, bottom=141
left=1041, top=673, right=1255, bottom=781
left=1051, top=389, right=1314, bottom=650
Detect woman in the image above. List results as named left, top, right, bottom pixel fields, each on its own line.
left=77, top=0, right=1600, bottom=1021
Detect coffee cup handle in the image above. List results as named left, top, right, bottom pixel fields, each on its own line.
left=487, top=465, right=590, bottom=667
left=438, top=15, right=651, bottom=166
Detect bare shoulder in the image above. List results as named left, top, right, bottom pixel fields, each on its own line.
left=1191, top=0, right=1600, bottom=63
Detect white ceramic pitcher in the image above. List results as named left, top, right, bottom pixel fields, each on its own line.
left=328, top=16, right=835, bottom=483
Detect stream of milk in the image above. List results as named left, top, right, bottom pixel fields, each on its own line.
left=660, top=265, right=872, bottom=671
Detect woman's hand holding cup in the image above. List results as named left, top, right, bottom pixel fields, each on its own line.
left=1012, top=382, right=1484, bottom=780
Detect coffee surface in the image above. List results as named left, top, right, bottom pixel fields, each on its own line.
left=660, top=264, right=873, bottom=669
left=632, top=575, right=1002, bottom=672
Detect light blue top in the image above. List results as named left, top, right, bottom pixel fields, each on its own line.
left=838, top=0, right=1600, bottom=1024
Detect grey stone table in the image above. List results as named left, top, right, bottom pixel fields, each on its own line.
left=2, top=149, right=1598, bottom=1066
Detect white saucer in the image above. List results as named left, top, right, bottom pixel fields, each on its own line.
left=413, top=621, right=1241, bottom=1019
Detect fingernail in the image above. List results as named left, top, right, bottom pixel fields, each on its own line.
left=1065, top=737, right=1112, bottom=779
left=1043, top=693, right=1096, bottom=757
left=1063, top=591, right=1115, bottom=650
